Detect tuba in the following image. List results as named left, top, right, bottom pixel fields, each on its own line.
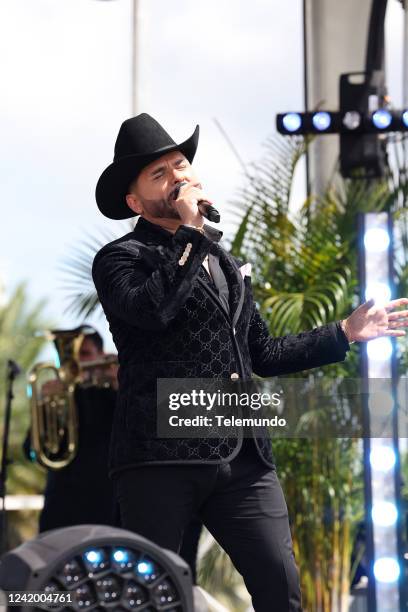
left=27, top=326, right=118, bottom=470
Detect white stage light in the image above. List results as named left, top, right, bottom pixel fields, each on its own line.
left=373, top=557, right=400, bottom=583
left=366, top=337, right=393, bottom=361
left=364, top=228, right=390, bottom=252
left=371, top=501, right=398, bottom=527
left=365, top=282, right=391, bottom=305
left=369, top=446, right=396, bottom=472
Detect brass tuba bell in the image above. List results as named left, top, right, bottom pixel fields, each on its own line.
left=27, top=326, right=117, bottom=471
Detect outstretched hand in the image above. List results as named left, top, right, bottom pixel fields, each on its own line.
left=342, top=298, right=408, bottom=343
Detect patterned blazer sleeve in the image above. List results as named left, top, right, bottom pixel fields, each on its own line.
left=92, top=225, right=213, bottom=330
left=247, top=301, right=351, bottom=377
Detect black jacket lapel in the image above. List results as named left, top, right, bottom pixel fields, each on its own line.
left=208, top=253, right=230, bottom=316
left=197, top=247, right=245, bottom=328
left=196, top=267, right=231, bottom=322
left=218, top=248, right=245, bottom=328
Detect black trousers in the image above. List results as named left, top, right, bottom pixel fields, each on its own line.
left=114, top=438, right=302, bottom=612
left=178, top=515, right=202, bottom=584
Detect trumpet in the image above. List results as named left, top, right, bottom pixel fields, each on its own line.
left=27, top=327, right=118, bottom=471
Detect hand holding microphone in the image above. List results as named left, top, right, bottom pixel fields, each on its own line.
left=172, top=182, right=221, bottom=224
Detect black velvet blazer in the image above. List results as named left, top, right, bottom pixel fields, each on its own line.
left=92, top=217, right=350, bottom=477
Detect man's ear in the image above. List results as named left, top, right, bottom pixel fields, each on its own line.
left=126, top=193, right=143, bottom=215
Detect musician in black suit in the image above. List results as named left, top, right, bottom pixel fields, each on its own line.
left=92, top=113, right=408, bottom=611
left=24, top=328, right=118, bottom=531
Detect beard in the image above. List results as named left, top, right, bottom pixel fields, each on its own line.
left=138, top=194, right=181, bottom=220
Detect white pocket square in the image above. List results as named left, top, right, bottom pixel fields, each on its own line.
left=239, top=263, right=252, bottom=278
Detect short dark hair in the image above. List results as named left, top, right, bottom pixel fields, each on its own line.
left=86, top=330, right=104, bottom=353
left=78, top=324, right=104, bottom=352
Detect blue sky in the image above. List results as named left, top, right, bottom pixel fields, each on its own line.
left=0, top=0, right=404, bottom=353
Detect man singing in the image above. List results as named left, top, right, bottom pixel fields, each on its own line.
left=92, top=113, right=408, bottom=611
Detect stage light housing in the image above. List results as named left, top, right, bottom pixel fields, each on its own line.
left=277, top=71, right=408, bottom=178
left=0, top=525, right=193, bottom=612
left=359, top=212, right=404, bottom=610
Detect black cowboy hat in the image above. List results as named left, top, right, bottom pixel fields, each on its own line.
left=95, top=113, right=199, bottom=220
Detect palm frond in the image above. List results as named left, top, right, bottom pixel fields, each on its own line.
left=59, top=222, right=134, bottom=317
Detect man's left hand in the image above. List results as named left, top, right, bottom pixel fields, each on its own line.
left=342, top=297, right=408, bottom=342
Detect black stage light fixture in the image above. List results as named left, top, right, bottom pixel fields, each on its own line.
left=339, top=70, right=388, bottom=178
left=276, top=0, right=408, bottom=179
left=0, top=525, right=194, bottom=611
left=277, top=106, right=408, bottom=137
left=275, top=71, right=408, bottom=180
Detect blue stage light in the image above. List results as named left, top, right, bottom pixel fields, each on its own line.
left=370, top=446, right=396, bottom=472
left=282, top=113, right=302, bottom=132
left=360, top=212, right=402, bottom=610
left=363, top=228, right=390, bottom=252
left=312, top=112, right=331, bottom=131
left=373, top=557, right=400, bottom=583
left=84, top=549, right=103, bottom=564
left=372, top=109, right=392, bottom=130
left=372, top=501, right=398, bottom=527
left=137, top=561, right=153, bottom=575
left=112, top=549, right=129, bottom=564
left=403, top=111, right=408, bottom=128
left=26, top=385, right=32, bottom=398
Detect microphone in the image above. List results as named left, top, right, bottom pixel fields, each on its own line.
left=172, top=182, right=221, bottom=223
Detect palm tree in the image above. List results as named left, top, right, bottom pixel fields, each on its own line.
left=224, top=135, right=408, bottom=611
left=0, top=283, right=51, bottom=547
